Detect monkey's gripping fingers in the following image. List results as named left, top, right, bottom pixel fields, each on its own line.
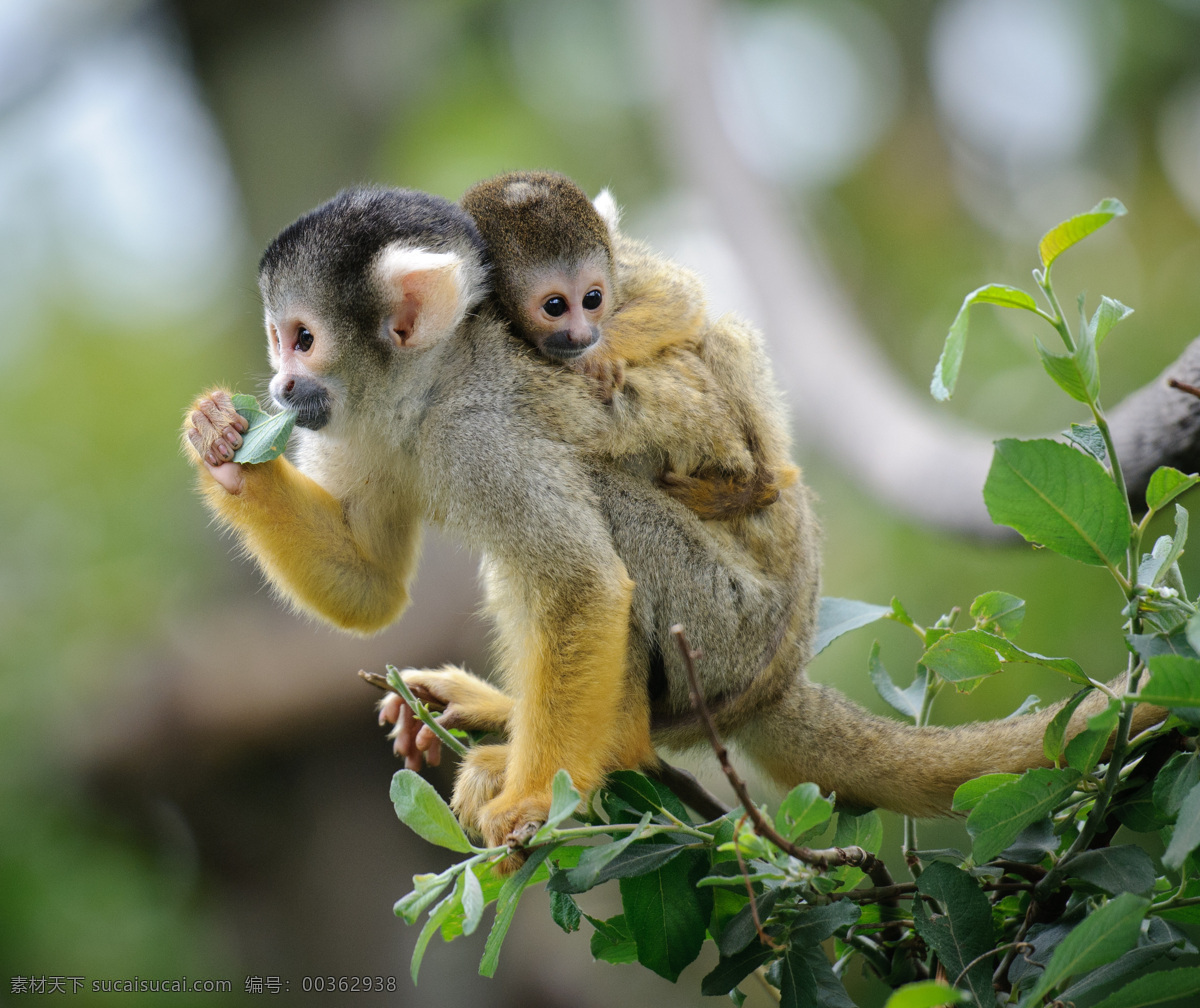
left=476, top=791, right=553, bottom=870
left=379, top=692, right=443, bottom=771
left=379, top=666, right=514, bottom=770
left=573, top=354, right=626, bottom=404
left=184, top=389, right=249, bottom=467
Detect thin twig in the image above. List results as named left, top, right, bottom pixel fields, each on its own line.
left=1168, top=377, right=1200, bottom=399
left=671, top=625, right=893, bottom=880
left=955, top=943, right=1031, bottom=988
left=733, top=813, right=781, bottom=950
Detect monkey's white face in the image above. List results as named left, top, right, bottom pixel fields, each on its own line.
left=523, top=258, right=611, bottom=361
left=264, top=305, right=337, bottom=430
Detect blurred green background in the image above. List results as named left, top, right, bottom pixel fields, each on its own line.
left=5, top=0, right=1200, bottom=1004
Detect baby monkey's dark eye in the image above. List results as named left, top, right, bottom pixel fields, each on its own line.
left=582, top=289, right=603, bottom=310
left=543, top=296, right=567, bottom=318
left=296, top=327, right=314, bottom=352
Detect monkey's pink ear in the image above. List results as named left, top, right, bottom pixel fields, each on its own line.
left=375, top=245, right=468, bottom=349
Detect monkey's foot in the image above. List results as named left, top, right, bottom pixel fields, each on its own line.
left=450, top=744, right=509, bottom=830
left=475, top=791, right=553, bottom=873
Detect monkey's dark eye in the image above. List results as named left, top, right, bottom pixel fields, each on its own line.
left=543, top=296, right=567, bottom=318
left=295, top=327, right=314, bottom=352
left=582, top=289, right=603, bottom=311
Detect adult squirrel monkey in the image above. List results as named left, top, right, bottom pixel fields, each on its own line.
left=460, top=170, right=797, bottom=521
left=183, top=185, right=1163, bottom=864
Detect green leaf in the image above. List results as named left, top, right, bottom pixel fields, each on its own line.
left=409, top=875, right=462, bottom=984
left=775, top=782, right=834, bottom=843
left=604, top=770, right=690, bottom=823
left=1090, top=967, right=1200, bottom=1008
left=561, top=840, right=691, bottom=892
left=1037, top=337, right=1098, bottom=404
left=586, top=914, right=639, bottom=965
left=813, top=597, right=891, bottom=656
left=1065, top=699, right=1120, bottom=772
left=829, top=810, right=883, bottom=888
left=1066, top=423, right=1108, bottom=462
left=390, top=770, right=472, bottom=853
left=921, top=628, right=1087, bottom=686
left=459, top=863, right=484, bottom=936
left=967, top=767, right=1082, bottom=863
left=1128, top=630, right=1199, bottom=664
left=1163, top=779, right=1200, bottom=870
left=549, top=890, right=581, bottom=933
left=952, top=773, right=1020, bottom=813
left=1023, top=892, right=1148, bottom=1005
left=231, top=404, right=297, bottom=464
left=1038, top=198, right=1127, bottom=270
left=1064, top=845, right=1157, bottom=897
left=479, top=844, right=555, bottom=977
left=1087, top=295, right=1134, bottom=348
left=530, top=769, right=582, bottom=842
left=1138, top=506, right=1189, bottom=589
left=1116, top=780, right=1171, bottom=833
left=1007, top=694, right=1043, bottom=718
left=931, top=284, right=1041, bottom=401
left=783, top=944, right=856, bottom=1008
left=777, top=945, right=820, bottom=1008
left=787, top=901, right=861, bottom=947
left=546, top=812, right=652, bottom=894
left=883, top=981, right=967, bottom=1008
left=717, top=888, right=780, bottom=957
left=1135, top=654, right=1200, bottom=707
left=869, top=643, right=925, bottom=719
left=1154, top=753, right=1200, bottom=819
left=620, top=850, right=712, bottom=982
left=970, top=590, right=1026, bottom=637
left=394, top=870, right=455, bottom=924
left=1146, top=467, right=1200, bottom=513
left=984, top=438, right=1132, bottom=569
left=230, top=392, right=266, bottom=420
left=911, top=862, right=995, bottom=1006
left=701, top=934, right=779, bottom=996
left=1044, top=688, right=1095, bottom=765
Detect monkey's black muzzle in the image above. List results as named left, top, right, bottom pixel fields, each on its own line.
left=272, top=374, right=332, bottom=431
left=540, top=327, right=599, bottom=360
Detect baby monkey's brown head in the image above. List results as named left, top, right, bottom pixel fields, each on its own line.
left=461, top=170, right=619, bottom=362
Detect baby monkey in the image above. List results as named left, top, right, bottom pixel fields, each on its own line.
left=461, top=170, right=796, bottom=520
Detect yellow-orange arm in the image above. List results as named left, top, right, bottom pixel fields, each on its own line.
left=194, top=455, right=421, bottom=635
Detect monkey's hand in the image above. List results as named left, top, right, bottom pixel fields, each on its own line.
left=573, top=354, right=626, bottom=404
left=379, top=666, right=513, bottom=771
left=183, top=389, right=249, bottom=495
left=661, top=463, right=799, bottom=520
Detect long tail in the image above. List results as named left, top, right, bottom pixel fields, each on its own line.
left=739, top=676, right=1166, bottom=817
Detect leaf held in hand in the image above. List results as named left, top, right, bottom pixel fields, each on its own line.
left=231, top=399, right=297, bottom=464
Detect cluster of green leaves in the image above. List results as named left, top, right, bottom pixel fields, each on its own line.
left=387, top=202, right=1200, bottom=1005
